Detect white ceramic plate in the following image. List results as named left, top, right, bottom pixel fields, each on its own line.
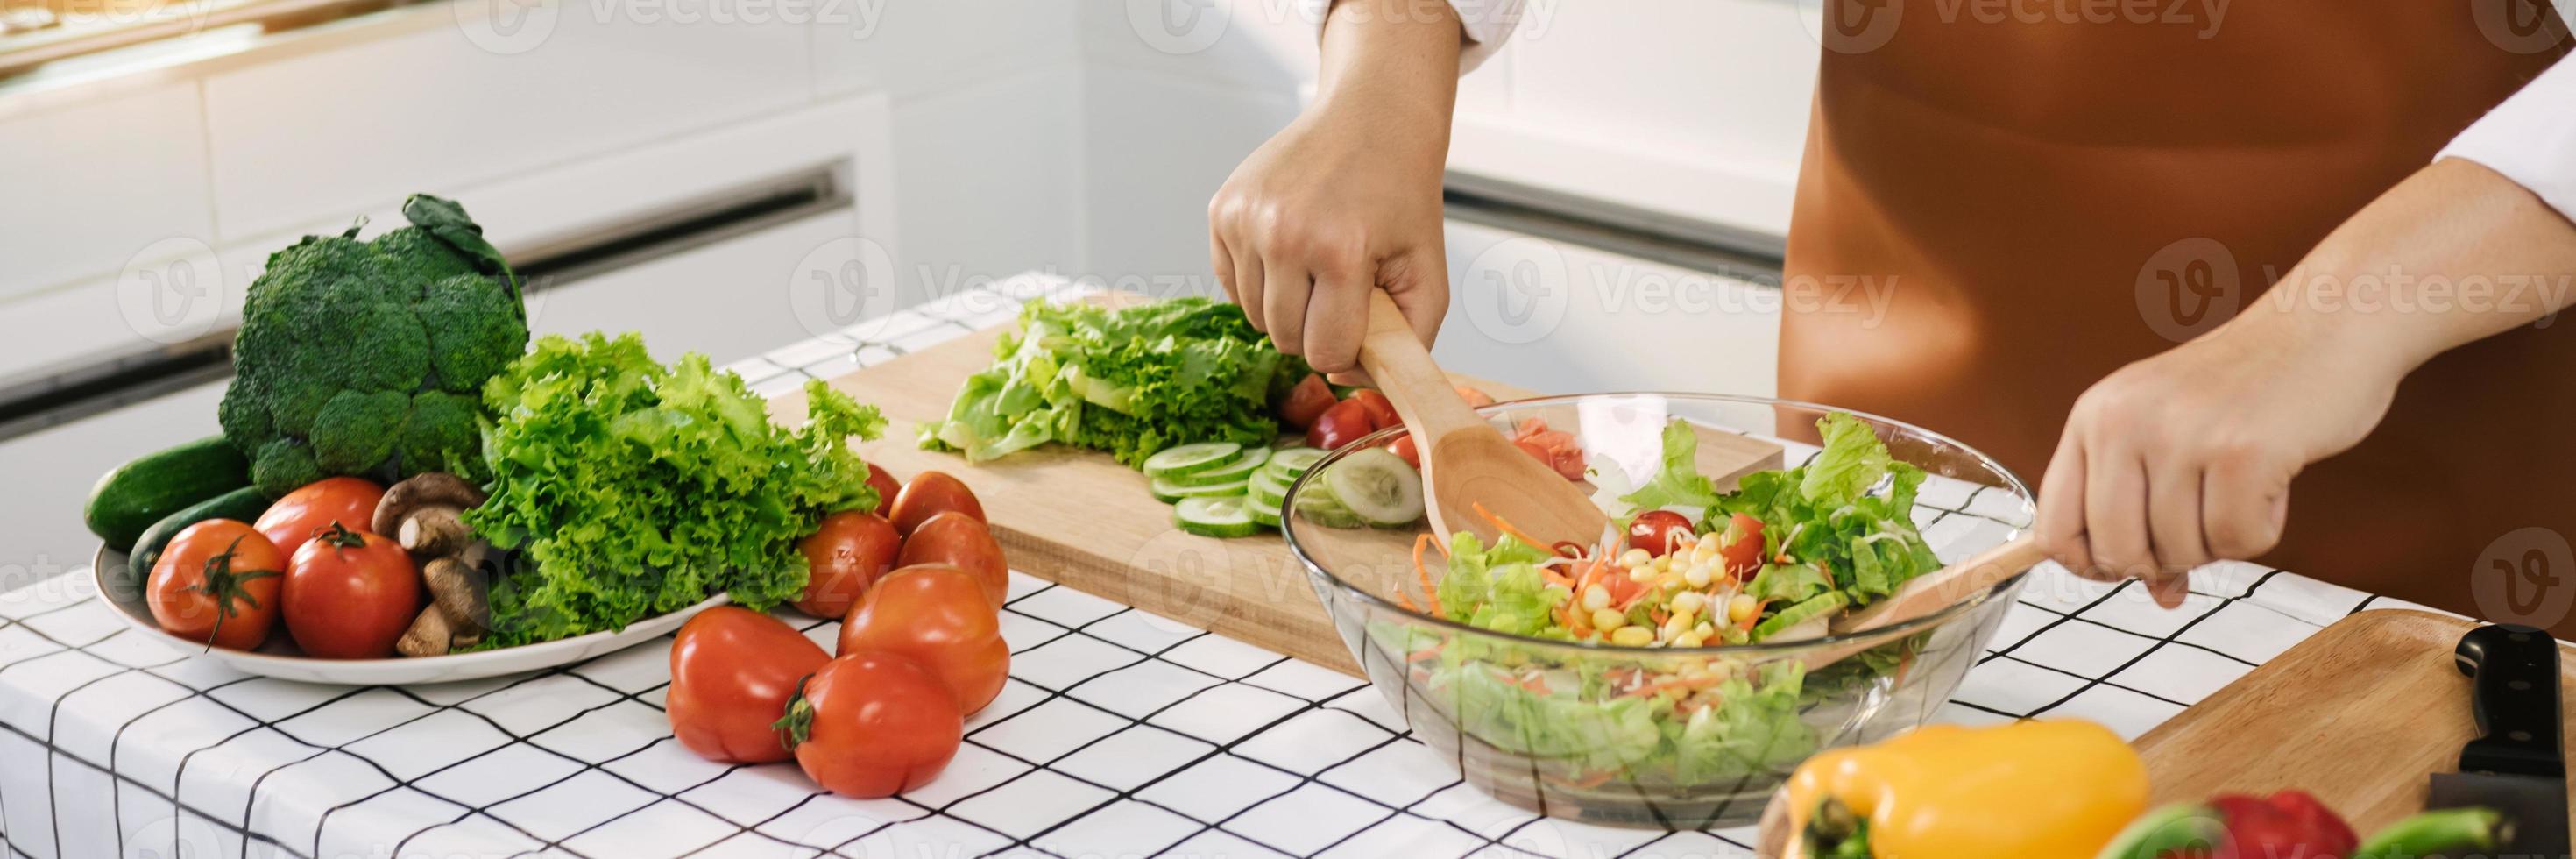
left=93, top=545, right=725, bottom=685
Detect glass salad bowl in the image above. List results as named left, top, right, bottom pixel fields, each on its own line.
left=1278, top=394, right=2034, bottom=828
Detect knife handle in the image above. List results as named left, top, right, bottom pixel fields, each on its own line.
left=2453, top=623, right=2565, bottom=778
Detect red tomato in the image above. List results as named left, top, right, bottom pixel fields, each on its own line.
left=281, top=523, right=420, bottom=659
left=1548, top=445, right=1587, bottom=481
left=146, top=520, right=286, bottom=651
left=838, top=564, right=1008, bottom=714
left=1514, top=439, right=1554, bottom=467
left=253, top=477, right=385, bottom=557
left=889, top=471, right=984, bottom=536
left=1627, top=510, right=1695, bottom=557
left=796, top=511, right=902, bottom=618
left=1454, top=386, right=1497, bottom=408
left=861, top=461, right=902, bottom=517
left=782, top=652, right=962, bottom=799
left=668, top=607, right=832, bottom=763
left=1386, top=433, right=1419, bottom=469
left=1717, top=513, right=1766, bottom=577
left=1348, top=389, right=1398, bottom=431
left=1277, top=374, right=1336, bottom=430
left=1306, top=399, right=1374, bottom=451
left=895, top=513, right=1008, bottom=607
left=1511, top=419, right=1585, bottom=481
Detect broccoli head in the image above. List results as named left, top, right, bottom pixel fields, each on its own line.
left=222, top=195, right=527, bottom=497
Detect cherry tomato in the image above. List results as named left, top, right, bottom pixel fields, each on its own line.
left=1717, top=512, right=1766, bottom=577
left=782, top=652, right=962, bottom=799
left=895, top=512, right=1008, bottom=607
left=1454, top=386, right=1497, bottom=408
left=1307, top=399, right=1374, bottom=451
left=889, top=471, right=984, bottom=536
left=1549, top=445, right=1587, bottom=480
left=861, top=461, right=902, bottom=517
left=1627, top=510, right=1695, bottom=557
left=253, top=477, right=385, bottom=557
left=146, top=520, right=286, bottom=651
left=838, top=564, right=1008, bottom=714
left=1386, top=433, right=1419, bottom=469
left=796, top=511, right=902, bottom=618
left=281, top=522, right=420, bottom=659
left=1514, top=439, right=1554, bottom=467
left=1348, top=389, right=1398, bottom=431
left=668, top=607, right=832, bottom=763
left=1277, top=374, right=1336, bottom=430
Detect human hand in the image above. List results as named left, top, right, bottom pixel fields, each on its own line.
left=2036, top=316, right=2408, bottom=607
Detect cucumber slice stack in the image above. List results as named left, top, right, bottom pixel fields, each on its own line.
left=1151, top=442, right=1422, bottom=536
left=1155, top=443, right=1289, bottom=538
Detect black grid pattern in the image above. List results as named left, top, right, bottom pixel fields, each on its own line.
left=0, top=278, right=2438, bottom=859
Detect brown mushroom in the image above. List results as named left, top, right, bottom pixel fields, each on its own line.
left=372, top=472, right=488, bottom=537
left=397, top=606, right=455, bottom=657
left=397, top=506, right=471, bottom=557
left=423, top=556, right=491, bottom=633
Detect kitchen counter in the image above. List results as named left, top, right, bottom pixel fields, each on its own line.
left=0, top=279, right=2462, bottom=859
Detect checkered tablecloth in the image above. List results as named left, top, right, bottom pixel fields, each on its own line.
left=0, top=278, right=2463, bottom=859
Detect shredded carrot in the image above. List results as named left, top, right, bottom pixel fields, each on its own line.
left=1649, top=608, right=1670, bottom=627
left=1567, top=770, right=1617, bottom=789
left=1412, top=534, right=1445, bottom=617
left=1473, top=501, right=1553, bottom=554
left=1397, top=593, right=1420, bottom=612
left=1407, top=646, right=1443, bottom=663
left=1738, top=600, right=1770, bottom=631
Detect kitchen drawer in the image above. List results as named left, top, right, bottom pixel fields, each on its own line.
left=522, top=205, right=894, bottom=366
left=202, top=1, right=814, bottom=241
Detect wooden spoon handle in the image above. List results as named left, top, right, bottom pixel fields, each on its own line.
left=1355, top=290, right=1483, bottom=439
left=1835, top=533, right=2044, bottom=635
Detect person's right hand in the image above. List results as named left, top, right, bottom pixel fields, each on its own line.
left=1208, top=0, right=1462, bottom=384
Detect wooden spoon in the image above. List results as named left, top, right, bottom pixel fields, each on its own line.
left=1354, top=291, right=1610, bottom=547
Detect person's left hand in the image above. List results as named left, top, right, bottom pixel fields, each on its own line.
left=2036, top=315, right=2407, bottom=607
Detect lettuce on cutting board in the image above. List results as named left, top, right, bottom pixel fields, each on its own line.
left=919, top=296, right=1307, bottom=467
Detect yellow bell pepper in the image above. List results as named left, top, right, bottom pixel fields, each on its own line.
left=1783, top=720, right=2148, bottom=858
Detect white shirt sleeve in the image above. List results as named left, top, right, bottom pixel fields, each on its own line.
left=2439, top=57, right=2576, bottom=222
left=1293, top=0, right=1525, bottom=74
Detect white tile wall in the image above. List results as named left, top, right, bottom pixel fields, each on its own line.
left=886, top=67, right=1085, bottom=302
left=813, top=0, right=1079, bottom=99
left=1077, top=65, right=1297, bottom=289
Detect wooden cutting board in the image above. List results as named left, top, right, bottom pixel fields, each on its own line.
left=2134, top=609, right=2576, bottom=834
left=769, top=296, right=1784, bottom=674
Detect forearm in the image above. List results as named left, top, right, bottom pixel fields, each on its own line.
left=2224, top=158, right=2576, bottom=378
left=1313, top=0, right=1465, bottom=170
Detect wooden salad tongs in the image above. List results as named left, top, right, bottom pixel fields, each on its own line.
left=1354, top=292, right=1610, bottom=549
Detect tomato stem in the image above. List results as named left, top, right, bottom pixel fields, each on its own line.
left=182, top=534, right=280, bottom=652
left=313, top=520, right=367, bottom=550
left=770, top=673, right=817, bottom=751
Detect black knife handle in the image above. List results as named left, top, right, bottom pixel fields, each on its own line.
left=2453, top=623, right=2565, bottom=778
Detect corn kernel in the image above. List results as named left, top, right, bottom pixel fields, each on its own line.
left=1689, top=545, right=1716, bottom=566
left=1671, top=591, right=1707, bottom=614
left=1727, top=593, right=1759, bottom=623
left=1582, top=585, right=1611, bottom=612
left=1591, top=607, right=1628, bottom=631
left=1619, top=548, right=1652, bottom=567
left=1660, top=615, right=1690, bottom=640
left=1695, top=621, right=1716, bottom=636
left=1698, top=533, right=1722, bottom=552
left=1628, top=565, right=1656, bottom=583
left=1610, top=627, right=1655, bottom=647
left=1683, top=564, right=1714, bottom=588
left=1674, top=631, right=1707, bottom=648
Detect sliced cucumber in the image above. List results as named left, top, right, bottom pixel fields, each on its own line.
left=1322, top=448, right=1426, bottom=528
left=1752, top=591, right=1849, bottom=641
left=1247, top=469, right=1291, bottom=508
left=1167, top=446, right=1270, bottom=487
left=1143, top=442, right=1242, bottom=479
left=1294, top=491, right=1367, bottom=529
left=1174, top=495, right=1263, bottom=538
left=1246, top=500, right=1284, bottom=529
left=1264, top=447, right=1326, bottom=479
left=1151, top=477, right=1249, bottom=504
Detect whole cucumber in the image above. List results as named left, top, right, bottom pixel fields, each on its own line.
left=128, top=486, right=272, bottom=580
left=84, top=436, right=252, bottom=551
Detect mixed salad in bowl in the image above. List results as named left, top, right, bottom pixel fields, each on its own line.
left=1284, top=395, right=2031, bottom=827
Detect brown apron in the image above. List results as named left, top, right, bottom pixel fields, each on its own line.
left=1782, top=1, right=2576, bottom=634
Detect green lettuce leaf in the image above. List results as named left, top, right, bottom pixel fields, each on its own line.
left=1617, top=418, right=1723, bottom=512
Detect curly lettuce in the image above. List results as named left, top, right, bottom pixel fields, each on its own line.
left=465, top=331, right=886, bottom=647
left=920, top=296, right=1306, bottom=467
